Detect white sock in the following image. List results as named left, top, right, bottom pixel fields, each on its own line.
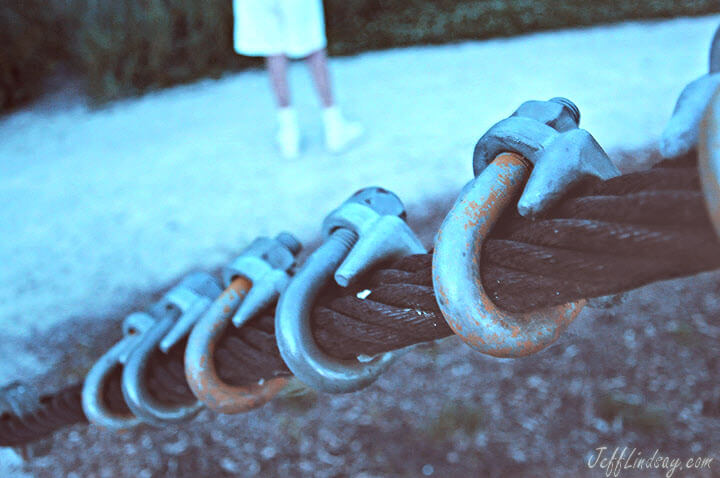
left=322, top=106, right=363, bottom=153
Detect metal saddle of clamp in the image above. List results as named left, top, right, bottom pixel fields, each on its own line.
left=222, top=232, right=302, bottom=327
left=121, top=272, right=222, bottom=427
left=275, top=187, right=426, bottom=394
left=82, top=311, right=157, bottom=430
left=472, top=97, right=581, bottom=174
left=473, top=97, right=619, bottom=218
left=185, top=233, right=301, bottom=414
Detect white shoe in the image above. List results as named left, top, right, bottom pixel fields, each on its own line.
left=276, top=107, right=300, bottom=158
left=323, top=106, right=363, bottom=153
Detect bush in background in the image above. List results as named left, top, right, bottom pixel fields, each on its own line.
left=324, top=0, right=720, bottom=53
left=0, top=0, right=72, bottom=110
left=72, top=0, right=258, bottom=102
left=1, top=0, right=719, bottom=110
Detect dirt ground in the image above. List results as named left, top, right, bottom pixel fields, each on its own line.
left=7, top=177, right=720, bottom=478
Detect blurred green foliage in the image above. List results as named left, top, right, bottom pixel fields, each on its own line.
left=325, top=0, right=720, bottom=53
left=597, top=392, right=668, bottom=433
left=669, top=321, right=697, bottom=345
left=424, top=400, right=485, bottom=441
left=72, top=0, right=254, bottom=101
left=1, top=0, right=719, bottom=110
left=0, top=0, right=72, bottom=110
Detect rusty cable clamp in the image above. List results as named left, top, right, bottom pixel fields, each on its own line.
left=697, top=29, right=720, bottom=239
left=184, top=233, right=301, bottom=414
left=661, top=24, right=720, bottom=162
left=433, top=97, right=619, bottom=357
left=275, top=187, right=426, bottom=393
left=699, top=84, right=720, bottom=239
left=663, top=24, right=720, bottom=235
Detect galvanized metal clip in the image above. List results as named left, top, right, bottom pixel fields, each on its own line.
left=81, top=311, right=156, bottom=431
left=712, top=23, right=720, bottom=74
left=120, top=272, right=221, bottom=427
left=275, top=187, right=426, bottom=393
left=185, top=233, right=301, bottom=413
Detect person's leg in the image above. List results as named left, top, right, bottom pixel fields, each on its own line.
left=305, top=49, right=333, bottom=108
left=266, top=54, right=291, bottom=107
left=266, top=54, right=299, bottom=158
left=305, top=49, right=363, bottom=153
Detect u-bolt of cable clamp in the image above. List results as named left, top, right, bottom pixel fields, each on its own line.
left=699, top=84, right=720, bottom=238
left=432, top=153, right=586, bottom=357
left=185, top=233, right=301, bottom=413
left=82, top=311, right=157, bottom=430
left=121, top=272, right=222, bottom=426
left=275, top=187, right=426, bottom=394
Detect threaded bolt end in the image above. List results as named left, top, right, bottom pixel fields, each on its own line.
left=550, top=97, right=580, bottom=126
left=328, top=228, right=359, bottom=250
left=276, top=232, right=302, bottom=256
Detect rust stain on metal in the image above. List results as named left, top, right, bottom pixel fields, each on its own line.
left=185, top=277, right=287, bottom=414
left=699, top=96, right=720, bottom=239
left=433, top=152, right=584, bottom=359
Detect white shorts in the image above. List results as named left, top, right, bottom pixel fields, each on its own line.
left=233, top=0, right=327, bottom=59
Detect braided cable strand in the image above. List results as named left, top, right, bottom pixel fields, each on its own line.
left=2, top=155, right=720, bottom=447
